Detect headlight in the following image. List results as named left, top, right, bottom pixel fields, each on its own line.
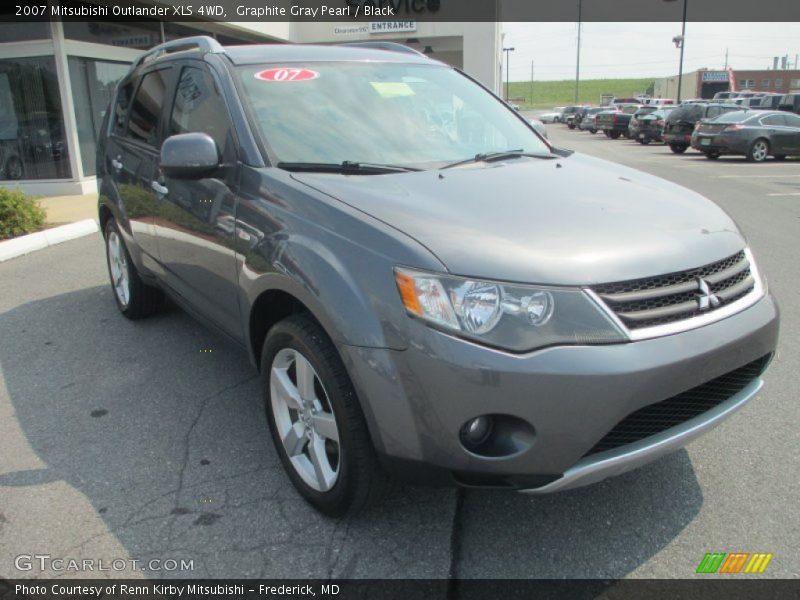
left=394, top=267, right=627, bottom=352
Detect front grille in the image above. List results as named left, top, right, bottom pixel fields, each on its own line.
left=583, top=354, right=771, bottom=458
left=591, top=250, right=755, bottom=330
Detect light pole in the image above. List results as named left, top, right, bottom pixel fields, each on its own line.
left=666, top=0, right=688, bottom=102
left=503, top=47, right=515, bottom=101
left=575, top=0, right=582, bottom=104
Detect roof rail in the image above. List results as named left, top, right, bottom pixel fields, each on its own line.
left=340, top=41, right=425, bottom=56
left=132, top=36, right=225, bottom=70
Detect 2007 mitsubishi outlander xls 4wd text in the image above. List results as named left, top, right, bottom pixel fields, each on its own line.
left=98, top=38, right=779, bottom=516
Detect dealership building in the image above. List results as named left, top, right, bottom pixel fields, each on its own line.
left=0, top=18, right=501, bottom=196
left=654, top=67, right=800, bottom=101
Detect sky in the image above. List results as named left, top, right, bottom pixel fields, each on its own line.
left=501, top=22, right=800, bottom=81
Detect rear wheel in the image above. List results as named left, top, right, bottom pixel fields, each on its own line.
left=704, top=151, right=721, bottom=160
left=747, top=138, right=769, bottom=162
left=104, top=219, right=163, bottom=319
left=609, top=131, right=621, bottom=139
left=262, top=315, right=386, bottom=517
left=669, top=144, right=687, bottom=154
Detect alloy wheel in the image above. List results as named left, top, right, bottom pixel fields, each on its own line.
left=270, top=348, right=341, bottom=492
left=106, top=231, right=130, bottom=307
left=751, top=140, right=768, bottom=162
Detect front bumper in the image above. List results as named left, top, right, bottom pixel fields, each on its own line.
left=340, top=294, right=779, bottom=491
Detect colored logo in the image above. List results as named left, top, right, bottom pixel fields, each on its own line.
left=696, top=552, right=773, bottom=574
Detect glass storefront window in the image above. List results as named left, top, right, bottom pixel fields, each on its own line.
left=63, top=21, right=162, bottom=50
left=68, top=57, right=129, bottom=176
left=0, top=56, right=71, bottom=181
left=0, top=22, right=51, bottom=42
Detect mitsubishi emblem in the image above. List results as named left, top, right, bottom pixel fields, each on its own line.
left=696, top=278, right=721, bottom=311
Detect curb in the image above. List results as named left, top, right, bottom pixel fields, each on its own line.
left=0, top=219, right=99, bottom=263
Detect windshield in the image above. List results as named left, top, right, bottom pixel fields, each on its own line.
left=237, top=62, right=550, bottom=169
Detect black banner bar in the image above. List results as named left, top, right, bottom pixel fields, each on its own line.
left=3, top=0, right=800, bottom=23
left=2, top=579, right=800, bottom=600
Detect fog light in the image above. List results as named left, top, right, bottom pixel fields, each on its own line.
left=461, top=416, right=493, bottom=448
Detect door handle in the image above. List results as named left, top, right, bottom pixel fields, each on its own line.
left=151, top=180, right=169, bottom=196
left=111, top=158, right=123, bottom=171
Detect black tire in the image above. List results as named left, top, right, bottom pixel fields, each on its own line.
left=609, top=131, right=621, bottom=139
left=669, top=144, right=688, bottom=154
left=641, top=138, right=651, bottom=145
left=261, top=314, right=386, bottom=517
left=746, top=138, right=769, bottom=162
left=4, top=156, right=22, bottom=180
left=773, top=154, right=787, bottom=161
left=103, top=218, right=163, bottom=319
left=568, top=122, right=575, bottom=130
left=603, top=130, right=611, bottom=137
left=590, top=129, right=597, bottom=134
left=705, top=151, right=721, bottom=160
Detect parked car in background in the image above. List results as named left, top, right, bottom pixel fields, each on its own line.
left=746, top=94, right=784, bottom=110
left=713, top=91, right=739, bottom=101
left=578, top=107, right=606, bottom=133
left=628, top=106, right=659, bottom=140
left=778, top=93, right=800, bottom=114
left=539, top=107, right=564, bottom=123
left=595, top=104, right=641, bottom=139
left=692, top=110, right=800, bottom=161
left=561, top=105, right=584, bottom=128
left=96, top=37, right=779, bottom=516
left=635, top=107, right=677, bottom=144
left=663, top=102, right=740, bottom=153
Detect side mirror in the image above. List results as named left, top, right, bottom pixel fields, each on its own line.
left=160, top=133, right=220, bottom=179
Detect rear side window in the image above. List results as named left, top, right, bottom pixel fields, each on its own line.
left=760, top=114, right=786, bottom=126
left=127, top=69, right=170, bottom=146
left=112, top=80, right=136, bottom=136
left=784, top=113, right=800, bottom=127
left=169, top=66, right=234, bottom=158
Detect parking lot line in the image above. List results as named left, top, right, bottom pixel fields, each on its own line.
left=766, top=192, right=800, bottom=197
left=716, top=174, right=800, bottom=179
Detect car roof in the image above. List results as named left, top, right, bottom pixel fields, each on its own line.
left=223, top=44, right=438, bottom=66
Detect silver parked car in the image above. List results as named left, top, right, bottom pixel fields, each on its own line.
left=98, top=38, right=779, bottom=516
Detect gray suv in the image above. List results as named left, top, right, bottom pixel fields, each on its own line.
left=98, top=37, right=779, bottom=516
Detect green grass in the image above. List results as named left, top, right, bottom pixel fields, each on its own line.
left=504, top=78, right=656, bottom=109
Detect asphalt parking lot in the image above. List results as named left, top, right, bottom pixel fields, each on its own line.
left=1, top=123, right=798, bottom=581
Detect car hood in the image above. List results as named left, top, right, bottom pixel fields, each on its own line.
left=291, top=153, right=745, bottom=285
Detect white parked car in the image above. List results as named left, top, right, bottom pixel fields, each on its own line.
left=539, top=107, right=564, bottom=123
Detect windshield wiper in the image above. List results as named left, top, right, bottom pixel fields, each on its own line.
left=277, top=161, right=420, bottom=174
left=441, top=149, right=558, bottom=170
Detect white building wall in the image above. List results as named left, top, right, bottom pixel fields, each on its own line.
left=291, top=21, right=501, bottom=93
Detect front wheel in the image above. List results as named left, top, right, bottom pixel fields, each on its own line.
left=609, top=131, right=621, bottom=139
left=262, top=315, right=385, bottom=516
left=747, top=138, right=769, bottom=162
left=104, top=219, right=163, bottom=319
left=669, top=144, right=688, bottom=154
left=704, top=151, right=721, bottom=160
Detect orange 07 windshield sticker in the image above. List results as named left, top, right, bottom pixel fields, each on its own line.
left=254, top=68, right=320, bottom=82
